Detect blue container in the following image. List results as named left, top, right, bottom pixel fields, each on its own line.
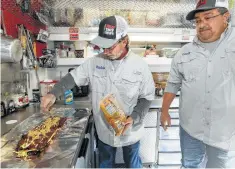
left=64, top=90, right=73, bottom=105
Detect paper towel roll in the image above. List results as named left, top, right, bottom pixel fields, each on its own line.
left=1, top=35, right=23, bottom=63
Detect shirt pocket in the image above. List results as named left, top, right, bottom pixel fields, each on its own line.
left=224, top=48, right=235, bottom=76
left=177, top=54, right=201, bottom=83
left=116, top=73, right=141, bottom=111
left=92, top=70, right=107, bottom=93
left=120, top=73, right=141, bottom=101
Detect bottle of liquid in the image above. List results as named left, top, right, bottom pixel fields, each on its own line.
left=8, top=100, right=16, bottom=114
left=32, top=89, right=40, bottom=102
left=64, top=89, right=74, bottom=105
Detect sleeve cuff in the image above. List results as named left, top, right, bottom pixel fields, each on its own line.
left=165, top=82, right=181, bottom=94
left=130, top=113, right=140, bottom=125
left=140, top=95, right=155, bottom=101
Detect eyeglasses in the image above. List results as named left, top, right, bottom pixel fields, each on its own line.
left=102, top=37, right=127, bottom=53
left=192, top=13, right=224, bottom=25
left=102, top=40, right=122, bottom=52
left=91, top=36, right=126, bottom=53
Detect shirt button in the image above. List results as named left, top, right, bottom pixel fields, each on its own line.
left=208, top=75, right=211, bottom=78
left=207, top=91, right=210, bottom=93
left=207, top=108, right=210, bottom=110
left=209, top=60, right=212, bottom=62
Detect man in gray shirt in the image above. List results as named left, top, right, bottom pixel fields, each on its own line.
left=41, top=15, right=155, bottom=168
left=161, top=0, right=235, bottom=168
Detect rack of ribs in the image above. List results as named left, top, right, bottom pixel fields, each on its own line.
left=15, top=116, right=67, bottom=160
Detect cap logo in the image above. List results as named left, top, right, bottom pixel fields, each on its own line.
left=103, top=24, right=115, bottom=36
left=196, top=0, right=207, bottom=8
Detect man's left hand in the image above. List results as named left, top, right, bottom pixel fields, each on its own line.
left=121, top=116, right=134, bottom=135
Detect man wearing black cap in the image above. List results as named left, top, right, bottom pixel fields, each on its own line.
left=41, top=15, right=155, bottom=168
left=161, top=0, right=235, bottom=168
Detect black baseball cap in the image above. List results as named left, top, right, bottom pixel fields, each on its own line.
left=90, top=15, right=128, bottom=49
left=186, top=0, right=229, bottom=20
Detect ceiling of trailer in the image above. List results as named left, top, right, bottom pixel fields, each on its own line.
left=38, top=0, right=196, bottom=28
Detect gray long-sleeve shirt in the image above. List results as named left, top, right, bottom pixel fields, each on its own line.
left=50, top=51, right=155, bottom=147
left=165, top=24, right=235, bottom=151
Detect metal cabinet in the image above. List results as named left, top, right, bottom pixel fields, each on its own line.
left=158, top=152, right=182, bottom=165
left=159, top=127, right=180, bottom=140
left=157, top=109, right=181, bottom=167
left=75, top=115, right=94, bottom=168
left=144, top=109, right=158, bottom=127
left=115, top=128, right=158, bottom=165
left=75, top=138, right=90, bottom=168
left=159, top=140, right=181, bottom=152
left=115, top=109, right=159, bottom=166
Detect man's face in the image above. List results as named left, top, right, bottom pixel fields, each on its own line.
left=195, top=8, right=229, bottom=43
left=103, top=39, right=125, bottom=60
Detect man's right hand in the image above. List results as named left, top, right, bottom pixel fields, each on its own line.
left=40, top=94, right=56, bottom=112
left=160, top=111, right=171, bottom=131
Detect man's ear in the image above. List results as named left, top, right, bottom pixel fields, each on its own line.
left=223, top=11, right=230, bottom=23
left=122, top=38, right=128, bottom=46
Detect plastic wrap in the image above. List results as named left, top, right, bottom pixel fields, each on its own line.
left=0, top=107, right=90, bottom=168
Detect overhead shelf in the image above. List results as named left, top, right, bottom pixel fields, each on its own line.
left=52, top=27, right=179, bottom=71
left=48, top=27, right=196, bottom=43
left=57, top=58, right=87, bottom=65
left=56, top=57, right=172, bottom=72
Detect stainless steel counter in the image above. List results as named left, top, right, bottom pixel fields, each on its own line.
left=1, top=97, right=92, bottom=136
left=1, top=97, right=92, bottom=168
left=1, top=104, right=41, bottom=136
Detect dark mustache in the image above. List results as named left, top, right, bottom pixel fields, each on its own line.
left=199, top=27, right=210, bottom=32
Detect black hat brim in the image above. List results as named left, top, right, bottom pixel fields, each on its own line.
left=186, top=7, right=217, bottom=20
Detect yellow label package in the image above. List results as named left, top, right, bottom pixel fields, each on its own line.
left=100, top=94, right=127, bottom=136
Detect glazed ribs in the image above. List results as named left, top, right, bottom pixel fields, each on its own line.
left=15, top=116, right=66, bottom=160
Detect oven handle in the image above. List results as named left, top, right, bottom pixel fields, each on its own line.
left=78, top=138, right=89, bottom=158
